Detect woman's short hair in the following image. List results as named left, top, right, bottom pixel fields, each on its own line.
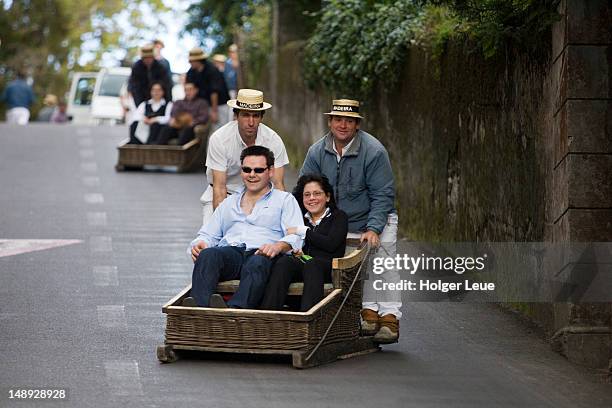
left=292, top=174, right=337, bottom=214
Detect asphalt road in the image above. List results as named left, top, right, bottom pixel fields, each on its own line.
left=0, top=123, right=611, bottom=408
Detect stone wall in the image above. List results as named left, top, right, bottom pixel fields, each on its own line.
left=264, top=0, right=611, bottom=370
left=547, top=0, right=612, bottom=370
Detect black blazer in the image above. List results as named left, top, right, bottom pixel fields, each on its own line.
left=302, top=208, right=348, bottom=260
left=128, top=59, right=172, bottom=106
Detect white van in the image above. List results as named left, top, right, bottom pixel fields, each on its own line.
left=91, top=67, right=131, bottom=124
left=66, top=72, right=97, bottom=124
left=67, top=67, right=131, bottom=125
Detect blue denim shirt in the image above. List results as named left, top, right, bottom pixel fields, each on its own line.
left=300, top=129, right=395, bottom=234
left=1, top=79, right=34, bottom=109
left=190, top=185, right=304, bottom=251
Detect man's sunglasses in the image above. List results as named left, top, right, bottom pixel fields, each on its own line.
left=241, top=166, right=269, bottom=174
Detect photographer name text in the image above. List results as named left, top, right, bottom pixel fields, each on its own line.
left=373, top=279, right=495, bottom=292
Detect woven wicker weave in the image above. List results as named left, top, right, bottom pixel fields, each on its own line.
left=115, top=124, right=209, bottom=172
left=160, top=246, right=369, bottom=362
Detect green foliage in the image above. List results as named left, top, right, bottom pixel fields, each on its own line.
left=304, top=0, right=422, bottom=98
left=241, top=3, right=272, bottom=86
left=428, top=0, right=561, bottom=58
left=303, top=0, right=560, bottom=97
left=0, top=0, right=167, bottom=115
left=184, top=0, right=269, bottom=52
left=184, top=0, right=274, bottom=87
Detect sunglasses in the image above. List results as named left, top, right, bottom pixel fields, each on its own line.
left=241, top=166, right=269, bottom=174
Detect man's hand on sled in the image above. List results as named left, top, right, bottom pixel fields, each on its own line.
left=256, top=242, right=291, bottom=258
left=191, top=241, right=208, bottom=262
left=360, top=230, right=380, bottom=248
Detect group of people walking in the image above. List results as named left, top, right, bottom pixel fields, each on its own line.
left=183, top=88, right=401, bottom=344
left=126, top=42, right=239, bottom=146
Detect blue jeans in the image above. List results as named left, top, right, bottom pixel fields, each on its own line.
left=191, top=246, right=273, bottom=308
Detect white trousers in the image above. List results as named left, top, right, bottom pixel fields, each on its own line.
left=210, top=104, right=231, bottom=133
left=348, top=213, right=402, bottom=318
left=6, top=107, right=30, bottom=125
left=200, top=185, right=215, bottom=226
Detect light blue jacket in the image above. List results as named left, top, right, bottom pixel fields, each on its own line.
left=300, top=130, right=395, bottom=234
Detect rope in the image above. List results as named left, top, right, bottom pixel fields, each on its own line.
left=304, top=243, right=372, bottom=362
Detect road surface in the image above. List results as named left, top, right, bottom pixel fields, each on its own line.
left=0, top=123, right=610, bottom=407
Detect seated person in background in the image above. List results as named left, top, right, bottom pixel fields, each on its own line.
left=157, top=81, right=208, bottom=145
left=183, top=146, right=304, bottom=309
left=50, top=100, right=69, bottom=123
left=128, top=82, right=172, bottom=144
left=37, top=94, right=57, bottom=122
left=260, top=174, right=348, bottom=312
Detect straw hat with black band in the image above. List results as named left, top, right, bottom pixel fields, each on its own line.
left=323, top=99, right=363, bottom=119
left=227, top=89, right=272, bottom=111
left=140, top=44, right=155, bottom=59
left=188, top=47, right=207, bottom=62
left=212, top=54, right=227, bottom=64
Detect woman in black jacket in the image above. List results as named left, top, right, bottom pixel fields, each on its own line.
left=260, top=174, right=348, bottom=311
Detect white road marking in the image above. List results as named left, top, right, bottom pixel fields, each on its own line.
left=97, top=305, right=127, bottom=329
left=80, top=162, right=98, bottom=173
left=87, top=212, right=107, bottom=226
left=76, top=128, right=92, bottom=136
left=82, top=176, right=100, bottom=187
left=93, top=266, right=119, bottom=286
left=78, top=137, right=93, bottom=146
left=104, top=360, right=144, bottom=396
left=90, top=236, right=112, bottom=252
left=0, top=239, right=82, bottom=259
left=84, top=193, right=104, bottom=204
left=79, top=149, right=95, bottom=158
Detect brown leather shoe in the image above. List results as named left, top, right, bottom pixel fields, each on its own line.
left=360, top=309, right=380, bottom=336
left=374, top=314, right=399, bottom=344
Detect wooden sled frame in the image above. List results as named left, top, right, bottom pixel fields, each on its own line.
left=158, top=244, right=381, bottom=368
left=115, top=123, right=209, bottom=173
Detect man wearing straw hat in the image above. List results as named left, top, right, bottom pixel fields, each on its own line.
left=300, top=99, right=401, bottom=343
left=199, top=88, right=289, bottom=225
left=128, top=44, right=172, bottom=108
left=186, top=47, right=231, bottom=131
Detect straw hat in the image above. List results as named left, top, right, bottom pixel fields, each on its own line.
left=228, top=44, right=238, bottom=53
left=227, top=89, right=272, bottom=111
left=188, top=47, right=207, bottom=62
left=43, top=94, right=58, bottom=106
left=140, top=44, right=155, bottom=58
left=212, top=54, right=227, bottom=63
left=324, top=99, right=363, bottom=119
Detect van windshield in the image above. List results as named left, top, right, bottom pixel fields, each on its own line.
left=98, top=74, right=127, bottom=97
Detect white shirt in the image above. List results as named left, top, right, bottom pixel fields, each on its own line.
left=205, top=121, right=290, bottom=194
left=132, top=99, right=172, bottom=125
left=295, top=207, right=331, bottom=238
left=332, top=137, right=356, bottom=162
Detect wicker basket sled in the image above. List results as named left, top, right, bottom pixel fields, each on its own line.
left=115, top=124, right=209, bottom=173
left=157, top=245, right=381, bottom=368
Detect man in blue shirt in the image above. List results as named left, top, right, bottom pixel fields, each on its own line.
left=2, top=70, right=35, bottom=125
left=185, top=145, right=304, bottom=309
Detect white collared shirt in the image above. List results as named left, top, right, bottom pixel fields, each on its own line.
left=295, top=207, right=331, bottom=238
left=133, top=98, right=172, bottom=125
left=332, top=137, right=355, bottom=162
left=205, top=121, right=290, bottom=193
